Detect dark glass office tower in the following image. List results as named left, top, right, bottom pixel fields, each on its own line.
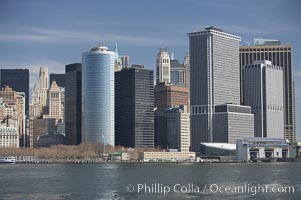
left=115, top=66, right=154, bottom=148
left=240, top=43, right=296, bottom=142
left=50, top=74, right=66, bottom=88
left=0, top=69, right=29, bottom=114
left=65, top=63, right=82, bottom=145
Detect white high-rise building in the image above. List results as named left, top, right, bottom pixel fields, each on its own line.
left=82, top=45, right=115, bottom=145
left=188, top=26, right=254, bottom=152
left=120, top=55, right=130, bottom=69
left=43, top=80, right=63, bottom=121
left=156, top=48, right=170, bottom=84
left=39, top=67, right=49, bottom=114
left=29, top=83, right=40, bottom=117
left=243, top=60, right=284, bottom=139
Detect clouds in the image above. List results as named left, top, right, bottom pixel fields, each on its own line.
left=0, top=26, right=185, bottom=47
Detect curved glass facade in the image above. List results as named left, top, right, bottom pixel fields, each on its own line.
left=82, top=46, right=115, bottom=146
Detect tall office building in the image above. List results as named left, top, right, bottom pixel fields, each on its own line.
left=82, top=46, right=115, bottom=145
left=65, top=63, right=82, bottom=145
left=32, top=118, right=56, bottom=147
left=170, top=59, right=186, bottom=87
left=120, top=55, right=130, bottom=69
left=0, top=69, right=29, bottom=115
left=115, top=66, right=154, bottom=148
left=156, top=48, right=170, bottom=84
left=240, top=41, right=296, bottom=142
left=154, top=82, right=189, bottom=112
left=43, top=80, right=64, bottom=121
left=50, top=73, right=66, bottom=88
left=39, top=67, right=49, bottom=114
left=188, top=26, right=253, bottom=151
left=243, top=60, right=284, bottom=138
left=155, top=105, right=190, bottom=152
left=29, top=83, right=40, bottom=117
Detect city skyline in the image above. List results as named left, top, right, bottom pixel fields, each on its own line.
left=0, top=0, right=300, bottom=140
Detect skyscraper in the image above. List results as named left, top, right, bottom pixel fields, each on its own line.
left=114, top=43, right=122, bottom=72
left=156, top=105, right=190, bottom=152
left=0, top=69, right=29, bottom=115
left=120, top=55, right=130, bottom=69
left=156, top=48, right=170, bottom=84
left=243, top=60, right=284, bottom=138
left=115, top=66, right=154, bottom=148
left=65, top=63, right=82, bottom=145
left=29, top=83, right=40, bottom=117
left=188, top=26, right=254, bottom=151
left=170, top=59, right=186, bottom=87
left=240, top=42, right=296, bottom=142
left=154, top=82, right=189, bottom=112
left=39, top=67, right=49, bottom=114
left=43, top=80, right=64, bottom=121
left=82, top=46, right=115, bottom=146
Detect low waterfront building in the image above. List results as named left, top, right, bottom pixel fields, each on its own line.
left=237, top=137, right=290, bottom=161
left=36, top=132, right=65, bottom=147
left=141, top=151, right=196, bottom=162
left=0, top=125, right=19, bottom=148
left=32, top=118, right=56, bottom=147
left=200, top=143, right=236, bottom=157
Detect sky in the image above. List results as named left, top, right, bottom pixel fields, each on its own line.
left=0, top=0, right=300, bottom=140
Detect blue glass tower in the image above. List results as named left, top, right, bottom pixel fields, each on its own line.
left=82, top=46, right=115, bottom=146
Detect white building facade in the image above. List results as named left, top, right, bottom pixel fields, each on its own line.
left=243, top=60, right=284, bottom=138
left=156, top=48, right=170, bottom=84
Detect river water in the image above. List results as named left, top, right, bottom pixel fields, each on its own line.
left=0, top=163, right=300, bottom=199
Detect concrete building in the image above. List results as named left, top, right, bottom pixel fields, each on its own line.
left=0, top=87, right=26, bottom=146
left=36, top=132, right=65, bottom=147
left=141, top=151, right=196, bottom=162
left=243, top=60, right=284, bottom=138
left=29, top=83, right=40, bottom=117
left=0, top=125, right=19, bottom=148
left=0, top=69, right=29, bottom=114
left=240, top=41, right=296, bottom=142
left=253, top=38, right=281, bottom=46
left=154, top=82, right=189, bottom=112
left=115, top=66, right=154, bottom=148
left=43, top=80, right=64, bottom=121
left=39, top=67, right=49, bottom=114
left=82, top=46, right=115, bottom=145
left=156, top=48, right=170, bottom=84
left=120, top=55, right=130, bottom=69
left=65, top=63, right=82, bottom=145
left=237, top=137, right=290, bottom=161
left=170, top=59, right=186, bottom=87
left=166, top=106, right=190, bottom=152
left=188, top=27, right=254, bottom=152
left=32, top=118, right=56, bottom=147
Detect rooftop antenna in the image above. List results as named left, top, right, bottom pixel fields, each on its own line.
left=171, top=50, right=174, bottom=60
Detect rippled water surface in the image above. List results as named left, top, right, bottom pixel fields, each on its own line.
left=0, top=162, right=300, bottom=199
